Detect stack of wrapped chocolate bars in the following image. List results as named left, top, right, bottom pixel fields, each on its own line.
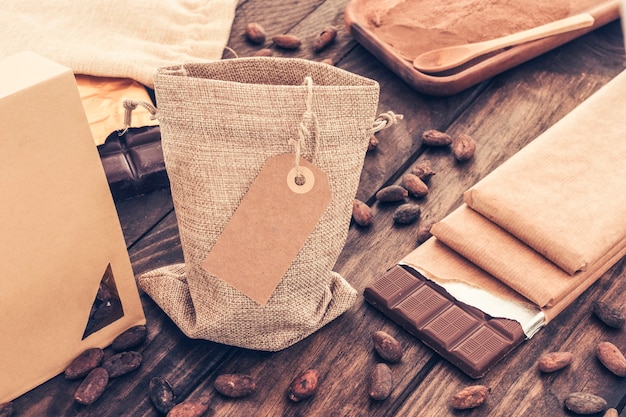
left=365, top=69, right=626, bottom=378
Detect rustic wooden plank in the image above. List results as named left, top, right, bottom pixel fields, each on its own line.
left=115, top=188, right=174, bottom=248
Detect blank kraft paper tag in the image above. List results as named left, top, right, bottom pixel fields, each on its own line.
left=202, top=153, right=332, bottom=305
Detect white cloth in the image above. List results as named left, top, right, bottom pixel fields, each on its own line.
left=0, top=0, right=237, bottom=88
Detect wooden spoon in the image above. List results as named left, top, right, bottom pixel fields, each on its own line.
left=413, top=13, right=595, bottom=74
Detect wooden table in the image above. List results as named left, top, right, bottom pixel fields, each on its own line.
left=12, top=1, right=626, bottom=416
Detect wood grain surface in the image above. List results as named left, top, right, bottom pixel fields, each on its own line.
left=9, top=1, right=626, bottom=416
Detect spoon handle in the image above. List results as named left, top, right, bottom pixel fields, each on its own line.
left=414, top=13, right=595, bottom=74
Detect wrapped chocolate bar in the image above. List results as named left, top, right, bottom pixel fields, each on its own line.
left=365, top=68, right=626, bottom=378
left=137, top=57, right=401, bottom=351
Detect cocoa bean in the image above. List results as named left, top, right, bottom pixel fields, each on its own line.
left=65, top=347, right=105, bottom=380
left=369, top=363, right=393, bottom=401
left=367, top=135, right=379, bottom=151
left=537, top=351, right=573, bottom=373
left=416, top=220, right=434, bottom=245
left=422, top=129, right=452, bottom=147
left=372, top=331, right=403, bottom=363
left=288, top=369, right=320, bottom=402
left=96, top=280, right=115, bottom=303
left=320, top=58, right=334, bottom=65
left=166, top=398, right=210, bottom=417
left=272, top=34, right=301, bottom=49
left=111, top=325, right=147, bottom=351
left=596, top=341, right=626, bottom=377
left=593, top=300, right=625, bottom=329
left=452, top=133, right=476, bottom=161
left=604, top=408, right=619, bottom=417
left=253, top=48, right=273, bottom=57
left=411, top=160, right=435, bottom=182
left=312, top=26, right=337, bottom=52
left=102, top=351, right=142, bottom=378
left=376, top=185, right=408, bottom=202
left=401, top=173, right=429, bottom=197
left=564, top=392, right=607, bottom=415
left=150, top=377, right=177, bottom=414
left=450, top=385, right=490, bottom=410
left=245, top=22, right=266, bottom=44
left=352, top=199, right=374, bottom=227
left=0, top=402, right=13, bottom=417
left=74, top=367, right=109, bottom=405
left=214, top=374, right=257, bottom=398
left=393, top=203, right=421, bottom=225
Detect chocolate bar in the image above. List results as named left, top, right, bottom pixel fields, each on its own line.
left=98, top=126, right=169, bottom=200
left=364, top=265, right=526, bottom=378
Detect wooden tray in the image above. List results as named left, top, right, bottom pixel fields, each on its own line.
left=345, top=0, right=620, bottom=96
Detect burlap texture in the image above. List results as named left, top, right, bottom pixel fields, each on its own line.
left=138, top=58, right=381, bottom=351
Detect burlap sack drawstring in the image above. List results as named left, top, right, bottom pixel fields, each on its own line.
left=119, top=99, right=158, bottom=136
left=290, top=76, right=319, bottom=182
left=130, top=58, right=401, bottom=351
left=371, top=111, right=403, bottom=134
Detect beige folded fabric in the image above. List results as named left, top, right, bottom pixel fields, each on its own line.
left=464, top=69, right=626, bottom=275
left=0, top=1, right=237, bottom=88
left=431, top=204, right=626, bottom=309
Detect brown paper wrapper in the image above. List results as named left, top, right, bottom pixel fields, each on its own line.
left=464, top=70, right=626, bottom=275
left=431, top=204, right=626, bottom=310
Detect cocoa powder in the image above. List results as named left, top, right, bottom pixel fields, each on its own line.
left=369, top=0, right=573, bottom=60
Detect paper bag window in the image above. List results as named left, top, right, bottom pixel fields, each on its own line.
left=82, top=263, right=125, bottom=339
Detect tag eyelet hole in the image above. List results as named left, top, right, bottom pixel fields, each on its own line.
left=294, top=174, right=306, bottom=186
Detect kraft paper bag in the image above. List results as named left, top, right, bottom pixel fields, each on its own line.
left=138, top=57, right=400, bottom=351
left=0, top=51, right=145, bottom=403
left=464, top=69, right=626, bottom=275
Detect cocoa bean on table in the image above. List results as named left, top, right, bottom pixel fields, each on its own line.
left=564, top=392, right=607, bottom=415
left=272, top=34, right=301, bottom=49
left=369, top=363, right=393, bottom=401
left=352, top=199, right=374, bottom=227
left=376, top=185, right=408, bottom=202
left=536, top=351, right=573, bottom=373
left=65, top=347, right=105, bottom=380
left=422, top=129, right=452, bottom=147
left=102, top=351, right=142, bottom=378
left=0, top=402, right=13, bottom=417
left=312, top=26, right=337, bottom=52
left=372, top=331, right=403, bottom=363
left=288, top=369, right=320, bottom=402
left=596, top=341, right=626, bottom=377
left=393, top=203, right=421, bottom=225
left=74, top=367, right=109, bottom=405
left=450, top=385, right=490, bottom=410
left=593, top=300, right=625, bottom=329
left=245, top=22, right=266, bottom=44
left=166, top=397, right=210, bottom=417
left=214, top=374, right=257, bottom=398
left=150, top=376, right=177, bottom=414
left=111, top=325, right=147, bottom=351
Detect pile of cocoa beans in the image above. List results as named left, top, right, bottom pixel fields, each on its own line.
left=353, top=129, right=476, bottom=242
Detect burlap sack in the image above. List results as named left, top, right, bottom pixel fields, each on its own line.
left=138, top=57, right=399, bottom=351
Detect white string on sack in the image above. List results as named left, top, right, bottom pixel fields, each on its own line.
left=119, top=99, right=159, bottom=136
left=289, top=76, right=320, bottom=185
left=370, top=111, right=403, bottom=134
